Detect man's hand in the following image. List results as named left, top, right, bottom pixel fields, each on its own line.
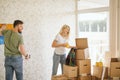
left=19, top=44, right=30, bottom=60
left=25, top=54, right=30, bottom=59
left=0, top=24, right=6, bottom=35
left=1, top=24, right=6, bottom=30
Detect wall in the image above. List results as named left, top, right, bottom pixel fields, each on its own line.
left=0, top=0, right=76, bottom=80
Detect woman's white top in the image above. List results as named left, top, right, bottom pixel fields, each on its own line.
left=54, top=34, right=68, bottom=55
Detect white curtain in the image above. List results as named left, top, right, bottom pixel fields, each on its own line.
left=109, top=0, right=119, bottom=57
left=117, top=0, right=120, bottom=58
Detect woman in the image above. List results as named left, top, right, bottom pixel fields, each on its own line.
left=52, top=24, right=74, bottom=75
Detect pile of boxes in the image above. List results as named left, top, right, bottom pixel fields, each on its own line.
left=63, top=38, right=91, bottom=80
left=110, top=58, right=120, bottom=78
left=51, top=38, right=91, bottom=80
left=75, top=38, right=91, bottom=80
left=93, top=57, right=120, bottom=80
left=105, top=58, right=120, bottom=80
left=51, top=38, right=120, bottom=80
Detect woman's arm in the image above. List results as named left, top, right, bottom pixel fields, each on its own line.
left=68, top=46, right=76, bottom=48
left=52, top=40, right=67, bottom=48
left=66, top=42, right=76, bottom=48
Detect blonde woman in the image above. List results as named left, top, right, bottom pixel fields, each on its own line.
left=52, top=24, right=74, bottom=75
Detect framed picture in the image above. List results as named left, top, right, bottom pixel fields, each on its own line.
left=0, top=36, right=4, bottom=45
left=0, top=24, right=13, bottom=45
left=0, top=24, right=13, bottom=30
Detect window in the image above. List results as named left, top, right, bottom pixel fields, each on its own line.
left=77, top=0, right=109, bottom=65
left=79, top=12, right=108, bottom=32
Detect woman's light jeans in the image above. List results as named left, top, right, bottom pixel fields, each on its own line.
left=52, top=53, right=66, bottom=75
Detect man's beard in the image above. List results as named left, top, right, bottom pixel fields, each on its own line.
left=18, top=29, right=22, bottom=34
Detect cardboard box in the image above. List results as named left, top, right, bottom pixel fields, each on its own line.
left=111, top=58, right=118, bottom=62
left=102, top=67, right=108, bottom=80
left=76, top=38, right=88, bottom=49
left=110, top=62, right=120, bottom=77
left=108, top=67, right=110, bottom=77
left=76, top=59, right=91, bottom=75
left=79, top=76, right=91, bottom=80
left=52, top=75, right=68, bottom=80
left=109, top=77, right=120, bottom=80
left=75, top=48, right=89, bottom=60
left=75, top=60, right=79, bottom=68
left=105, top=58, right=120, bottom=77
left=91, top=76, right=97, bottom=80
left=67, top=77, right=78, bottom=80
left=91, top=76, right=101, bottom=80
left=104, top=58, right=118, bottom=76
left=112, top=77, right=120, bottom=80
left=104, top=58, right=118, bottom=67
left=93, top=66, right=103, bottom=78
left=63, top=65, right=78, bottom=78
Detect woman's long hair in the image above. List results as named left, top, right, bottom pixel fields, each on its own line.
left=59, top=24, right=70, bottom=39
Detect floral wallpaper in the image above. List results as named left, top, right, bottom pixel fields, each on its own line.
left=0, top=0, right=75, bottom=80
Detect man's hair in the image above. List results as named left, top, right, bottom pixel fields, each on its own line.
left=13, top=20, right=23, bottom=28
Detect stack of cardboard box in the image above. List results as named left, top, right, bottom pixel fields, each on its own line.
left=51, top=38, right=120, bottom=80
left=52, top=64, right=78, bottom=80
left=92, top=58, right=108, bottom=80
left=62, top=38, right=91, bottom=80
left=93, top=65, right=102, bottom=79
left=108, top=58, right=120, bottom=80
left=106, top=58, right=120, bottom=80
left=75, top=38, right=91, bottom=80
left=109, top=58, right=120, bottom=78
left=92, top=65, right=105, bottom=80
left=63, top=65, right=78, bottom=80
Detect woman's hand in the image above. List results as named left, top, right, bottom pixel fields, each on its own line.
left=69, top=46, right=77, bottom=49
left=62, top=43, right=68, bottom=47
left=64, top=42, right=76, bottom=48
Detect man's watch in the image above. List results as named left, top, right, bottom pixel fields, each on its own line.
left=25, top=54, right=28, bottom=57
left=25, top=54, right=30, bottom=59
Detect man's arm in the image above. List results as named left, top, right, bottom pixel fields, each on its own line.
left=19, top=44, right=30, bottom=59
left=0, top=29, right=2, bottom=36
left=0, top=24, right=6, bottom=36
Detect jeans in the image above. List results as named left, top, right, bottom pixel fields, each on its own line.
left=52, top=53, right=66, bottom=75
left=5, top=55, right=23, bottom=80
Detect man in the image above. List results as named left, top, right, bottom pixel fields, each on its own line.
left=0, top=20, right=30, bottom=80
